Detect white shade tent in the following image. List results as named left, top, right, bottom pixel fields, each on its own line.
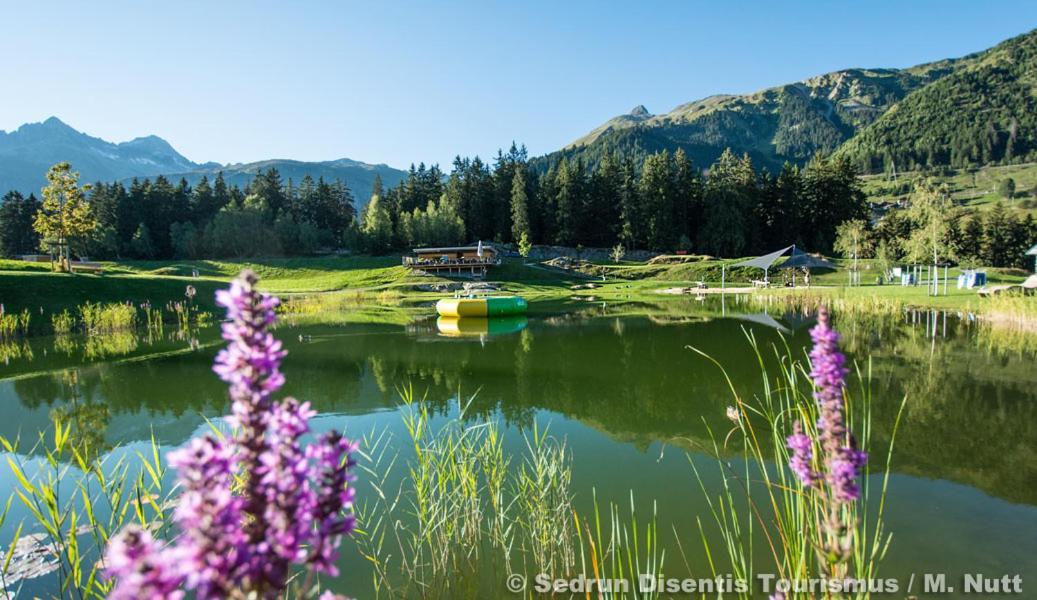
left=723, top=245, right=834, bottom=287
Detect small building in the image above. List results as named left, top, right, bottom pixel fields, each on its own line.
left=1027, top=243, right=1037, bottom=273
left=403, top=242, right=500, bottom=277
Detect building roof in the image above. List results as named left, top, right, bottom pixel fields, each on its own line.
left=412, top=245, right=496, bottom=253
left=1026, top=243, right=1037, bottom=256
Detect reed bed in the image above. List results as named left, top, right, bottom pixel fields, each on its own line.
left=0, top=340, right=33, bottom=364
left=353, top=387, right=664, bottom=599
left=78, top=302, right=137, bottom=334
left=34, top=297, right=214, bottom=337
left=280, top=289, right=404, bottom=316
left=51, top=310, right=75, bottom=335
left=973, top=292, right=1037, bottom=332
left=0, top=308, right=31, bottom=340
left=0, top=421, right=170, bottom=599
left=686, top=327, right=906, bottom=600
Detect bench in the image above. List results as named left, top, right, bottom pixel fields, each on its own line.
left=70, top=262, right=104, bottom=274
left=752, top=279, right=770, bottom=288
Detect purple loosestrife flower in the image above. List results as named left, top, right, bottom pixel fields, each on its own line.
left=106, top=270, right=358, bottom=599
left=253, top=397, right=319, bottom=589
left=807, top=307, right=867, bottom=503
left=786, top=420, right=818, bottom=487
left=213, top=270, right=288, bottom=592
left=829, top=443, right=869, bottom=503
left=166, top=435, right=245, bottom=600
left=105, top=526, right=185, bottom=600
left=307, top=431, right=359, bottom=576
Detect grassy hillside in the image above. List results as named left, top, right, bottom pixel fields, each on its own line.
left=541, top=28, right=1037, bottom=176
left=838, top=29, right=1037, bottom=172
left=861, top=161, right=1037, bottom=216
left=541, top=52, right=958, bottom=172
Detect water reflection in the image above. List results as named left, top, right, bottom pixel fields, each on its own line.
left=2, top=297, right=1037, bottom=597
left=2, top=299, right=1036, bottom=508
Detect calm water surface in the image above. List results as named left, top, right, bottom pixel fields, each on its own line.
left=1, top=297, right=1035, bottom=597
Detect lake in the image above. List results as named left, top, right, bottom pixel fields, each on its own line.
left=2, top=296, right=1035, bottom=598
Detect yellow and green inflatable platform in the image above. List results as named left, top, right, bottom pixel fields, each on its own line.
left=435, top=295, right=528, bottom=318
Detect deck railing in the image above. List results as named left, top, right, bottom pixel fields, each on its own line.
left=402, top=256, right=500, bottom=268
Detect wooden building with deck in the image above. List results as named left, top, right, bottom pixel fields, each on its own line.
left=402, top=243, right=500, bottom=277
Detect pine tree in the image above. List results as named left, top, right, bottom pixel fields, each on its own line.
left=959, top=215, right=985, bottom=265
left=618, top=157, right=644, bottom=249
left=589, top=153, right=623, bottom=247
left=552, top=159, right=584, bottom=246
left=672, top=148, right=702, bottom=247
left=0, top=191, right=42, bottom=256
left=981, top=202, right=1013, bottom=266
left=510, top=167, right=531, bottom=244
left=698, top=150, right=748, bottom=257
left=639, top=151, right=676, bottom=250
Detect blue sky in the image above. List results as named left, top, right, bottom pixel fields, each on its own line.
left=2, top=0, right=1035, bottom=170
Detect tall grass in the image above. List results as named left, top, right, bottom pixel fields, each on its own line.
left=355, top=387, right=548, bottom=597
left=0, top=418, right=169, bottom=599
left=0, top=308, right=31, bottom=340
left=51, top=310, right=75, bottom=335
left=754, top=290, right=906, bottom=319
left=974, top=292, right=1037, bottom=331
left=354, top=387, right=664, bottom=599
left=36, top=298, right=215, bottom=337
left=687, top=329, right=906, bottom=599
left=78, top=303, right=137, bottom=334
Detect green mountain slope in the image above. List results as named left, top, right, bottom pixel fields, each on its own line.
left=541, top=62, right=955, bottom=171
left=837, top=29, right=1037, bottom=172
left=542, top=30, right=1037, bottom=173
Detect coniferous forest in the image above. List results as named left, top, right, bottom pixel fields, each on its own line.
left=2, top=144, right=1035, bottom=268
left=0, top=147, right=871, bottom=260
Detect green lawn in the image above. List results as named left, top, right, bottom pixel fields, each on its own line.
left=1, top=255, right=1033, bottom=333
left=861, top=161, right=1037, bottom=216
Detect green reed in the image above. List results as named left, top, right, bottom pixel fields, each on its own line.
left=36, top=298, right=214, bottom=338
left=353, top=387, right=664, bottom=599
left=0, top=418, right=170, bottom=599
left=52, top=310, right=76, bottom=335
left=78, top=302, right=138, bottom=334
left=0, top=309, right=31, bottom=340
left=575, top=491, right=663, bottom=600
left=686, top=329, right=906, bottom=600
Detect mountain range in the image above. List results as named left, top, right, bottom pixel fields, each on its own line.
left=0, top=117, right=406, bottom=205
left=543, top=28, right=1037, bottom=173
left=2, top=27, right=1036, bottom=203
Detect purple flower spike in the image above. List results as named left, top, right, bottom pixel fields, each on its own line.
left=252, top=397, right=318, bottom=589
left=808, top=307, right=867, bottom=503
left=784, top=306, right=868, bottom=508
left=307, top=431, right=359, bottom=576
left=829, top=439, right=869, bottom=503
left=106, top=270, right=358, bottom=599
left=167, top=435, right=245, bottom=600
left=105, top=526, right=185, bottom=600
left=786, top=420, right=818, bottom=487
